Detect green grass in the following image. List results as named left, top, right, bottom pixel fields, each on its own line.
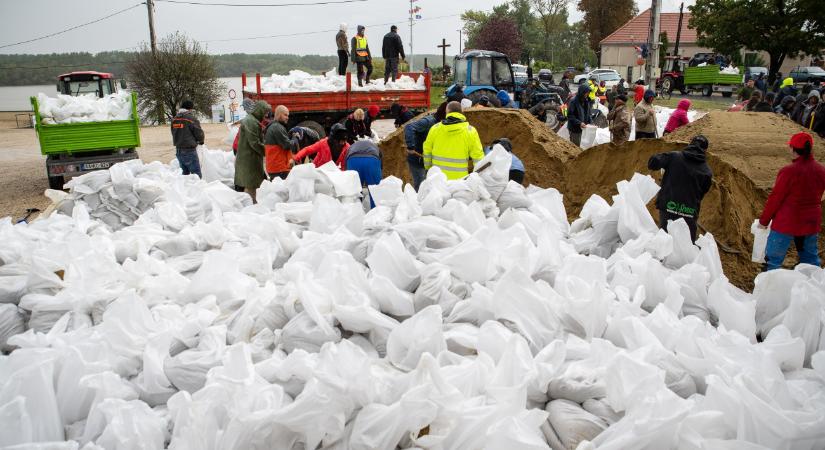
left=656, top=97, right=733, bottom=112
left=430, top=85, right=446, bottom=108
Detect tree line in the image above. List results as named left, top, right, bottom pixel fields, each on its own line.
left=0, top=52, right=444, bottom=87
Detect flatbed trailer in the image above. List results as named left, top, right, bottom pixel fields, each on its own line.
left=31, top=92, right=141, bottom=189
left=242, top=72, right=431, bottom=136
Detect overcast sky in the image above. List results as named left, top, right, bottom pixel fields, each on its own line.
left=0, top=0, right=695, bottom=56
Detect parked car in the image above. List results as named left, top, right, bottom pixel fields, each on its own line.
left=746, top=67, right=768, bottom=78
left=574, top=69, right=627, bottom=88
left=789, top=66, right=825, bottom=84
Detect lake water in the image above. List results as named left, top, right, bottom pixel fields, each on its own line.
left=0, top=77, right=245, bottom=114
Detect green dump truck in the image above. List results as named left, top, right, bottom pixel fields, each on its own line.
left=31, top=71, right=141, bottom=190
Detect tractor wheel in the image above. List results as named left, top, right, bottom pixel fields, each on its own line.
left=466, top=90, right=500, bottom=107
left=296, top=120, right=326, bottom=138
left=48, top=175, right=64, bottom=190
left=702, top=85, right=713, bottom=97
left=544, top=104, right=561, bottom=130
left=662, top=76, right=674, bottom=94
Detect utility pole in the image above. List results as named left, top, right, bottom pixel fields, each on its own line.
left=438, top=38, right=451, bottom=81
left=408, top=0, right=415, bottom=71
left=146, top=0, right=157, bottom=54
left=645, top=0, right=661, bottom=90
left=458, top=29, right=462, bottom=53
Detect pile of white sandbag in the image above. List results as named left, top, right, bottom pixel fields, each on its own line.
left=37, top=91, right=133, bottom=125
left=168, top=145, right=236, bottom=187
left=1, top=146, right=824, bottom=450
left=256, top=68, right=425, bottom=93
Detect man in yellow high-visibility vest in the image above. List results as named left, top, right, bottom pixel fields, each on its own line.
left=422, top=101, right=484, bottom=180
left=350, top=25, right=373, bottom=87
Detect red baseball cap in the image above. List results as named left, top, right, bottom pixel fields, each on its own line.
left=787, top=132, right=813, bottom=150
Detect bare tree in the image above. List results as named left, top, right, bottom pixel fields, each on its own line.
left=531, top=0, right=571, bottom=61
left=125, top=32, right=223, bottom=124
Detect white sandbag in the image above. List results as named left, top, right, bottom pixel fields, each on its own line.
left=0, top=304, right=25, bottom=351
left=750, top=220, right=769, bottom=263
left=386, top=305, right=446, bottom=371
left=580, top=125, right=598, bottom=149
left=546, top=399, right=608, bottom=449
left=366, top=231, right=420, bottom=292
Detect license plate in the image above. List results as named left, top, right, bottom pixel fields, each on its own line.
left=81, top=162, right=111, bottom=170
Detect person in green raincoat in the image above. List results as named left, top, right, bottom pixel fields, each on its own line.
left=234, top=101, right=271, bottom=203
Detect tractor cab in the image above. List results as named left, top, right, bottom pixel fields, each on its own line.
left=57, top=71, right=126, bottom=98
left=446, top=50, right=516, bottom=106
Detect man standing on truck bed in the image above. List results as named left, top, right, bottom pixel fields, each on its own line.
left=171, top=100, right=205, bottom=178
left=235, top=101, right=271, bottom=203
left=351, top=25, right=372, bottom=87
left=382, top=25, right=405, bottom=83
left=336, top=23, right=349, bottom=76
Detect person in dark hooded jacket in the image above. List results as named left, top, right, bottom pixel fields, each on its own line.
left=234, top=101, right=272, bottom=203
left=171, top=99, right=205, bottom=178
left=775, top=96, right=797, bottom=118
left=390, top=102, right=414, bottom=128
left=648, top=135, right=713, bottom=242
left=404, top=102, right=447, bottom=190
left=753, top=91, right=776, bottom=112
left=566, top=84, right=593, bottom=146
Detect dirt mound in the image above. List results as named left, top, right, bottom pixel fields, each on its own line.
left=379, top=107, right=580, bottom=187
left=664, top=111, right=825, bottom=189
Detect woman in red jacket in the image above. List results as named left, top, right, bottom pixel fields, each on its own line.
left=292, top=123, right=350, bottom=169
left=758, top=132, right=825, bottom=270
left=664, top=99, right=691, bottom=134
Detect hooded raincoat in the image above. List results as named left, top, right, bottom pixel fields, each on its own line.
left=422, top=112, right=484, bottom=180
left=234, top=101, right=271, bottom=189
left=664, top=99, right=691, bottom=134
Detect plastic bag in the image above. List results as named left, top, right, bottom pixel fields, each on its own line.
left=580, top=125, right=598, bottom=149
left=365, top=232, right=420, bottom=292
left=386, top=305, right=446, bottom=371
left=546, top=399, right=608, bottom=449
left=0, top=304, right=25, bottom=351
left=750, top=220, right=769, bottom=263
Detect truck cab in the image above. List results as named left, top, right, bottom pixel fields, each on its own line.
left=447, top=50, right=516, bottom=106
left=57, top=71, right=125, bottom=97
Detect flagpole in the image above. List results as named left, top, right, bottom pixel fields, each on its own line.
left=409, top=0, right=415, bottom=71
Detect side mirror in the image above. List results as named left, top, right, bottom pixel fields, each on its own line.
left=120, top=80, right=127, bottom=89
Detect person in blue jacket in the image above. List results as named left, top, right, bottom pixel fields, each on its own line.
left=484, top=137, right=525, bottom=184
left=403, top=101, right=447, bottom=189
left=566, top=84, right=593, bottom=146
left=346, top=139, right=383, bottom=208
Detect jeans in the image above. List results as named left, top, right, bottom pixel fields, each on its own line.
left=176, top=148, right=201, bottom=178
left=337, top=50, right=348, bottom=76
left=764, top=230, right=820, bottom=271
left=347, top=156, right=382, bottom=208
left=356, top=60, right=373, bottom=85
left=407, top=159, right=426, bottom=190
left=384, top=57, right=399, bottom=82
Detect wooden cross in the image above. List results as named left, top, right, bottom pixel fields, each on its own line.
left=437, top=38, right=451, bottom=81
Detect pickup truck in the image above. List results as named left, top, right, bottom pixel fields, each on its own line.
left=789, top=66, right=825, bottom=84
left=242, top=71, right=431, bottom=137
left=31, top=91, right=141, bottom=189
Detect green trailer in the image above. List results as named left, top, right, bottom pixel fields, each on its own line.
left=683, top=66, right=744, bottom=97
left=31, top=92, right=141, bottom=189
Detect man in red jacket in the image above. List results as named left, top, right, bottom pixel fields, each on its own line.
left=758, top=132, right=825, bottom=270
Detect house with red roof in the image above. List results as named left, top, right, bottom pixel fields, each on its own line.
left=600, top=9, right=816, bottom=82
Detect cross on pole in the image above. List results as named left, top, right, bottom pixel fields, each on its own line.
left=438, top=38, right=451, bottom=81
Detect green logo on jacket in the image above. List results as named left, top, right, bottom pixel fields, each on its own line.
left=666, top=200, right=697, bottom=218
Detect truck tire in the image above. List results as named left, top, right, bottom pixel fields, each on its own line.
left=721, top=91, right=733, bottom=98
left=702, top=85, right=713, bottom=97
left=296, top=120, right=326, bottom=139
left=48, top=175, right=65, bottom=190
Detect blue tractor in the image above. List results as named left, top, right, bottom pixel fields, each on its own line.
left=445, top=50, right=568, bottom=129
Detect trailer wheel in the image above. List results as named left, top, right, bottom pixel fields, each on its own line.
left=296, top=120, right=326, bottom=139
left=48, top=175, right=64, bottom=190
left=702, top=85, right=713, bottom=97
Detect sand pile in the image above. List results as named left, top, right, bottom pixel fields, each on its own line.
left=379, top=107, right=580, bottom=188
left=567, top=112, right=825, bottom=289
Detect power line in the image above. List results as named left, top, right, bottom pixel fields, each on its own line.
left=0, top=3, right=144, bottom=50
left=155, top=0, right=367, bottom=6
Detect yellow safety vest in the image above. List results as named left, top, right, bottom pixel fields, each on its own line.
left=355, top=36, right=369, bottom=57
left=588, top=81, right=597, bottom=101
left=422, top=112, right=485, bottom=180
